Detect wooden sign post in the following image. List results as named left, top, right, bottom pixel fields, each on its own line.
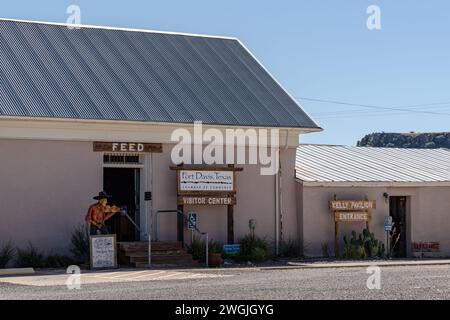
left=171, top=164, right=242, bottom=245
left=329, top=195, right=375, bottom=257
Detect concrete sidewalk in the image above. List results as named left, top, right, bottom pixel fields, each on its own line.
left=0, top=268, right=35, bottom=276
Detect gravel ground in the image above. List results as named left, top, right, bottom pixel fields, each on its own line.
left=0, top=265, right=449, bottom=300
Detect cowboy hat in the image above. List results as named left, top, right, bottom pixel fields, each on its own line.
left=93, top=191, right=112, bottom=200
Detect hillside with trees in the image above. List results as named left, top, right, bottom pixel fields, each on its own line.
left=357, top=132, right=450, bottom=149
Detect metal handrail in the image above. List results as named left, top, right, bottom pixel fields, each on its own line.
left=119, top=208, right=141, bottom=232
left=152, top=209, right=209, bottom=267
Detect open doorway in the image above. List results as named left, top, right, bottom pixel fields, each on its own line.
left=389, top=196, right=407, bottom=257
left=103, top=168, right=140, bottom=242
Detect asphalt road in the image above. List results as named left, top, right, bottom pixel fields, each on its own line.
left=0, top=265, right=449, bottom=300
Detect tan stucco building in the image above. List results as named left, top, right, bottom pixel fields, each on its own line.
left=0, top=123, right=306, bottom=253
left=296, top=145, right=450, bottom=258
left=2, top=19, right=449, bottom=263
left=0, top=19, right=321, bottom=259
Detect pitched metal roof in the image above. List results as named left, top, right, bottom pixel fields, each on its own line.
left=296, top=145, right=450, bottom=185
left=0, top=19, right=320, bottom=129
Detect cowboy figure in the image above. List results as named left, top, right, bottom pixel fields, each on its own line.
left=85, top=191, right=120, bottom=235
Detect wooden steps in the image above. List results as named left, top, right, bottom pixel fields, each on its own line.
left=118, top=241, right=199, bottom=268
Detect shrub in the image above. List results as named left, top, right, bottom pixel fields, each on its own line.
left=0, top=241, right=15, bottom=268
left=70, top=224, right=90, bottom=264
left=236, top=234, right=269, bottom=262
left=16, top=243, right=45, bottom=268
left=45, top=254, right=75, bottom=268
left=251, top=247, right=268, bottom=262
left=187, top=236, right=223, bottom=262
left=343, top=229, right=385, bottom=260
left=279, top=239, right=303, bottom=258
left=187, top=235, right=206, bottom=262
left=208, top=240, right=224, bottom=254
left=321, top=243, right=330, bottom=258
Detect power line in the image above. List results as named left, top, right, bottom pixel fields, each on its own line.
left=311, top=104, right=450, bottom=116
left=295, top=97, right=450, bottom=117
left=312, top=106, right=450, bottom=119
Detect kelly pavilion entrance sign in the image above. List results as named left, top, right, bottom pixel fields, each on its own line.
left=171, top=165, right=243, bottom=244
left=330, top=195, right=376, bottom=256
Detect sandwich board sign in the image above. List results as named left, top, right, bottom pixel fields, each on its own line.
left=89, top=234, right=117, bottom=269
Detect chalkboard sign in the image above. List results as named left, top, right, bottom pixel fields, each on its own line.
left=89, top=235, right=117, bottom=269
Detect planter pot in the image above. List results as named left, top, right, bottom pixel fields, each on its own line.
left=208, top=253, right=223, bottom=267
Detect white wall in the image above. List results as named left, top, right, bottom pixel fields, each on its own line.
left=0, top=139, right=300, bottom=255
left=298, top=185, right=450, bottom=257
left=0, top=139, right=102, bottom=253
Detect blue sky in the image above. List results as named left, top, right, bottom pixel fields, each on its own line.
left=2, top=0, right=450, bottom=145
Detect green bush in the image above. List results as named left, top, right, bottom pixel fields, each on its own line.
left=45, top=254, right=75, bottom=268
left=0, top=241, right=15, bottom=268
left=279, top=239, right=303, bottom=258
left=187, top=235, right=206, bottom=262
left=321, top=243, right=330, bottom=258
left=16, top=243, right=45, bottom=268
left=187, top=236, right=224, bottom=262
left=208, top=240, right=224, bottom=254
left=236, top=234, right=269, bottom=262
left=362, top=229, right=385, bottom=258
left=343, top=229, right=385, bottom=260
left=251, top=247, right=268, bottom=262
left=70, top=224, right=90, bottom=264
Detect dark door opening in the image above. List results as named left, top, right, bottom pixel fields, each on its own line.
left=389, top=196, right=407, bottom=258
left=103, top=168, right=140, bottom=242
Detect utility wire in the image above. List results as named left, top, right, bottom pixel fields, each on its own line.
left=311, top=104, right=450, bottom=116
left=313, top=106, right=450, bottom=119
left=295, top=97, right=450, bottom=118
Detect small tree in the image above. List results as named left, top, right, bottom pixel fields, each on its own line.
left=0, top=241, right=15, bottom=268
left=70, top=224, right=90, bottom=264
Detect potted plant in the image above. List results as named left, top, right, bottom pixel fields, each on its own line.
left=208, top=240, right=223, bottom=267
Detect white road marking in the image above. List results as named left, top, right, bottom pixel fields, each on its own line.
left=0, top=270, right=230, bottom=287
left=107, top=270, right=149, bottom=279
left=150, top=272, right=186, bottom=280
left=127, top=271, right=166, bottom=280
left=85, top=271, right=125, bottom=278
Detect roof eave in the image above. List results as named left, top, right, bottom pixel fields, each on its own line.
left=296, top=179, right=450, bottom=188
left=0, top=115, right=322, bottom=132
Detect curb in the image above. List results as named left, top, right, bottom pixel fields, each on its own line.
left=147, top=260, right=450, bottom=272
left=281, top=260, right=450, bottom=270
left=28, top=260, right=450, bottom=276
left=0, top=268, right=35, bottom=276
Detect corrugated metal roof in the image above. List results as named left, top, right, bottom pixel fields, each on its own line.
left=0, top=19, right=320, bottom=129
left=296, top=145, right=450, bottom=184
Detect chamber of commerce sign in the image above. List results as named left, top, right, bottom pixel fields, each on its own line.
left=179, top=170, right=234, bottom=192
left=172, top=165, right=242, bottom=206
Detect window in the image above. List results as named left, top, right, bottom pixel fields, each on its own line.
left=103, top=153, right=142, bottom=165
